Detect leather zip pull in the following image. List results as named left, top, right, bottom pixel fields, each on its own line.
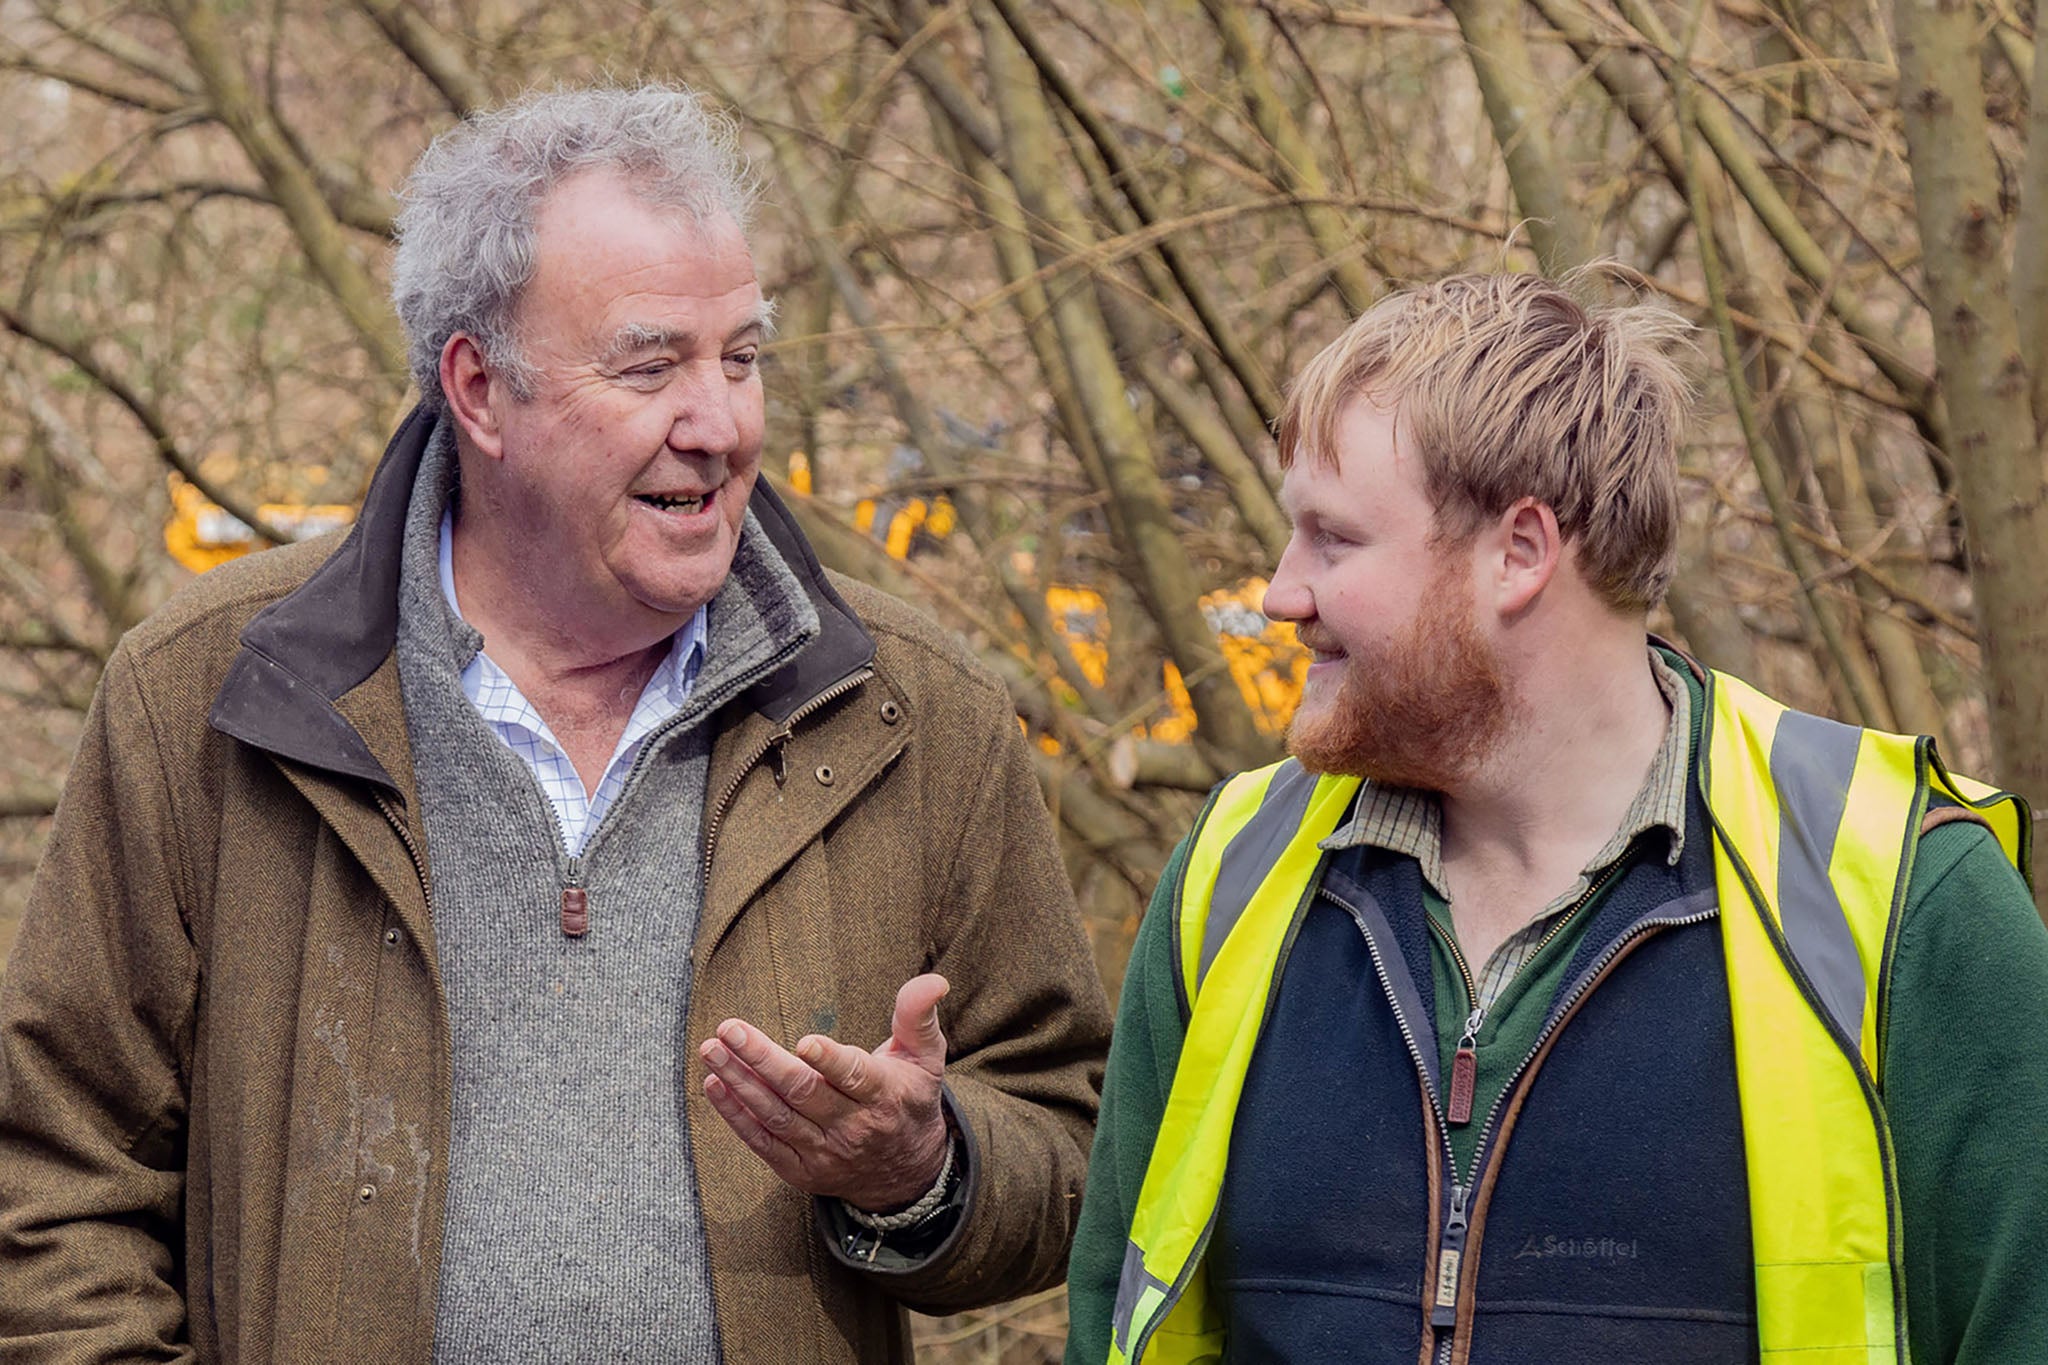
left=561, top=856, right=588, bottom=938
left=1448, top=1008, right=1483, bottom=1124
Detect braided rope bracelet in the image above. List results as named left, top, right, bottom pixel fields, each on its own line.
left=843, top=1135, right=959, bottom=1234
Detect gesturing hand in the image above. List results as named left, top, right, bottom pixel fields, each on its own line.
left=699, top=973, right=952, bottom=1213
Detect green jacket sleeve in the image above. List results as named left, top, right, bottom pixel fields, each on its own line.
left=1065, top=835, right=1194, bottom=1365
left=1884, top=820, right=2048, bottom=1365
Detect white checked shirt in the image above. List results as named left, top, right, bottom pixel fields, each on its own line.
left=438, top=511, right=708, bottom=857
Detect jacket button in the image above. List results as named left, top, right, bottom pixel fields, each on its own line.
left=384, top=928, right=402, bottom=947
left=357, top=1184, right=377, bottom=1203
left=880, top=701, right=902, bottom=725
left=815, top=765, right=835, bottom=786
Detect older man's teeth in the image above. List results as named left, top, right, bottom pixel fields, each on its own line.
left=639, top=493, right=708, bottom=512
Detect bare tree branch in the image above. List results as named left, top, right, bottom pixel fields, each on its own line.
left=352, top=0, right=493, bottom=117
left=158, top=0, right=408, bottom=377
left=0, top=301, right=295, bottom=543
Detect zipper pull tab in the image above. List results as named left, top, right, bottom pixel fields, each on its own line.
left=1448, top=1007, right=1483, bottom=1125
left=769, top=735, right=790, bottom=787
left=1432, top=1183, right=1469, bottom=1328
left=561, top=857, right=588, bottom=938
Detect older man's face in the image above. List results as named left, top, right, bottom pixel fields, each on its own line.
left=486, top=170, right=767, bottom=633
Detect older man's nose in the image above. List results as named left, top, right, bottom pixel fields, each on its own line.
left=668, top=364, right=742, bottom=455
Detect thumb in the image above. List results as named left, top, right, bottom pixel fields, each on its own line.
left=889, top=973, right=949, bottom=1075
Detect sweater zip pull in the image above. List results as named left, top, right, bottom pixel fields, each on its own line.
left=560, top=855, right=588, bottom=938
left=1448, top=1007, right=1485, bottom=1125
left=1432, top=1182, right=1469, bottom=1330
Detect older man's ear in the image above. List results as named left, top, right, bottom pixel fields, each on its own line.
left=438, top=333, right=506, bottom=460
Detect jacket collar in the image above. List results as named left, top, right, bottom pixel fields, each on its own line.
left=207, top=404, right=875, bottom=791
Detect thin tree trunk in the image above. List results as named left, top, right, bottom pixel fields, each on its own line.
left=1673, top=43, right=1886, bottom=728
left=1896, top=0, right=2048, bottom=916
left=757, top=121, right=1121, bottom=723
left=1541, top=0, right=1937, bottom=432
left=988, top=0, right=1285, bottom=430
left=976, top=4, right=1272, bottom=765
left=1196, top=0, right=1377, bottom=314
left=1444, top=0, right=1597, bottom=274
left=159, top=0, right=408, bottom=379
left=2012, top=0, right=2048, bottom=435
left=353, top=0, right=492, bottom=118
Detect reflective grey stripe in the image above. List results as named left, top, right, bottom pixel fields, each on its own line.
left=1112, top=1239, right=1172, bottom=1355
left=1769, top=710, right=1868, bottom=1046
left=1200, top=760, right=1319, bottom=990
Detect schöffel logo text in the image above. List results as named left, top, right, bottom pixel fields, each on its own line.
left=1514, top=1234, right=1641, bottom=1260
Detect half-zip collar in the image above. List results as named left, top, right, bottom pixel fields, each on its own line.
left=205, top=403, right=876, bottom=788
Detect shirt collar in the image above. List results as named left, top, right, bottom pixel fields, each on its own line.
left=1319, top=646, right=1694, bottom=899
left=436, top=507, right=708, bottom=704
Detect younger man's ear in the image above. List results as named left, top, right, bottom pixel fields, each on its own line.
left=1494, top=497, right=1562, bottom=617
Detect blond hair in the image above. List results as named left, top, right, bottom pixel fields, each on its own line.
left=1277, top=269, right=1692, bottom=612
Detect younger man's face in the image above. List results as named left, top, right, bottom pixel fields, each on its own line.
left=1264, top=397, right=1508, bottom=791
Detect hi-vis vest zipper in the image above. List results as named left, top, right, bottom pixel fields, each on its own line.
left=1107, top=666, right=2031, bottom=1365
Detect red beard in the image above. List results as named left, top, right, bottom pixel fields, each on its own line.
left=1286, top=555, right=1510, bottom=791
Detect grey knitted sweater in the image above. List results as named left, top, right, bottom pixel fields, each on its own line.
left=394, top=432, right=819, bottom=1362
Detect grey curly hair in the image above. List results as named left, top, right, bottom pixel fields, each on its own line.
left=390, top=84, right=760, bottom=406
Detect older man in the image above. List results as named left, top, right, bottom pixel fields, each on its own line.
left=0, top=86, right=1109, bottom=1363
left=1067, top=273, right=2045, bottom=1364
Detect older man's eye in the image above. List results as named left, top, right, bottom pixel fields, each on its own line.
left=723, top=348, right=759, bottom=379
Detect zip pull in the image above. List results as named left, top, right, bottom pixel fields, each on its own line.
left=769, top=733, right=791, bottom=786
left=1448, top=1007, right=1484, bottom=1125
left=1432, top=1183, right=1470, bottom=1328
left=561, top=856, right=588, bottom=938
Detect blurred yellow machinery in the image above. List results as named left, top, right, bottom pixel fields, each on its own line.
left=163, top=476, right=354, bottom=573
left=1044, top=580, right=1307, bottom=748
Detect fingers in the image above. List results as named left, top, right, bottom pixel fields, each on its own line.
left=884, top=973, right=949, bottom=1076
left=796, top=1033, right=881, bottom=1102
left=702, top=1071, right=806, bottom=1186
left=701, top=1020, right=837, bottom=1132
left=699, top=1005, right=949, bottom=1208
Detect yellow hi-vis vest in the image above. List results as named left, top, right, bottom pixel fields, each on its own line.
left=1108, top=667, right=2031, bottom=1365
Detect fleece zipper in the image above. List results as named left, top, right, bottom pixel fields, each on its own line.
left=1335, top=872, right=1715, bottom=1365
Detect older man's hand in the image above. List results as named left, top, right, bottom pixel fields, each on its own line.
left=700, top=973, right=952, bottom=1213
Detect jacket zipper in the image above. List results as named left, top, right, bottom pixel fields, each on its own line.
left=555, top=678, right=708, bottom=937
left=700, top=666, right=877, bottom=882
left=560, top=855, right=588, bottom=937
left=374, top=790, right=434, bottom=920
left=1434, top=926, right=1482, bottom=1128
left=1415, top=856, right=1627, bottom=1360
left=1464, top=868, right=1673, bottom=1156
